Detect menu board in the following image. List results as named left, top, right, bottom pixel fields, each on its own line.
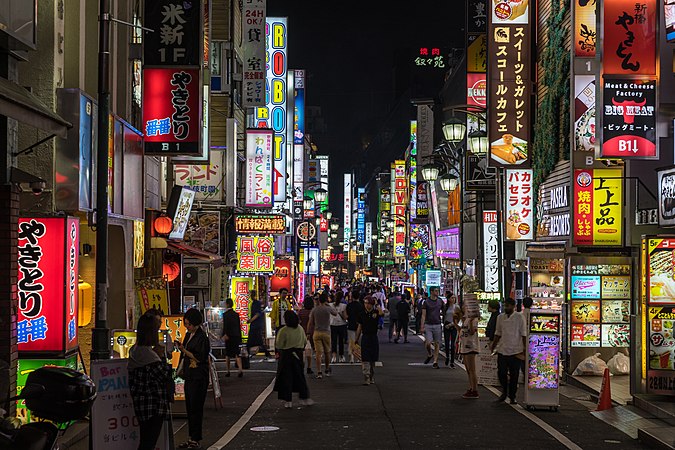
left=602, top=324, right=630, bottom=347
left=602, top=300, right=630, bottom=323
left=648, top=240, right=675, bottom=304
left=530, top=314, right=560, bottom=334
left=571, top=276, right=601, bottom=299
left=571, top=300, right=601, bottom=323
left=649, top=306, right=675, bottom=370
left=571, top=324, right=601, bottom=347
left=528, top=334, right=560, bottom=389
left=601, top=276, right=631, bottom=299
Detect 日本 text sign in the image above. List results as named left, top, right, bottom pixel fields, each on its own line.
left=245, top=129, right=273, bottom=207
left=230, top=277, right=253, bottom=339
left=235, top=214, right=286, bottom=234
left=505, top=169, right=533, bottom=240
left=242, top=0, right=266, bottom=107
left=603, top=0, right=657, bottom=76
left=236, top=236, right=274, bottom=273
left=482, top=211, right=499, bottom=291
left=574, top=0, right=596, bottom=57
left=573, top=169, right=623, bottom=246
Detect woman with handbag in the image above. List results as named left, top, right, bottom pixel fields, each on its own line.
left=175, top=308, right=211, bottom=449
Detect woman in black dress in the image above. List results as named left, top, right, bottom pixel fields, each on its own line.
left=355, top=296, right=384, bottom=385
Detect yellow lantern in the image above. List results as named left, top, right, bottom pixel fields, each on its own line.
left=78, top=280, right=93, bottom=327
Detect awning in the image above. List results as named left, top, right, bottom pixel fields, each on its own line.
left=166, top=242, right=223, bottom=268
left=526, top=241, right=569, bottom=259
left=0, top=76, right=71, bottom=138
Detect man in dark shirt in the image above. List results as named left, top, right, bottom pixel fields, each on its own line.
left=420, top=287, right=443, bottom=368
left=222, top=298, right=243, bottom=377
left=396, top=293, right=412, bottom=343
left=355, top=296, right=383, bottom=385
left=346, top=293, right=364, bottom=363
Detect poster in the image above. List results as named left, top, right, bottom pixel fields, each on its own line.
left=135, top=277, right=170, bottom=316
left=184, top=211, right=220, bottom=254
left=271, top=259, right=292, bottom=293
left=17, top=355, right=77, bottom=422
left=601, top=276, right=631, bottom=299
left=409, top=224, right=433, bottom=260
left=658, top=168, right=675, bottom=227
left=648, top=306, right=675, bottom=394
left=602, top=324, right=630, bottom=347
left=204, top=307, right=225, bottom=348
left=528, top=334, right=559, bottom=389
left=529, top=314, right=560, bottom=333
left=570, top=275, right=601, bottom=299
left=574, top=76, right=596, bottom=153
left=491, top=0, right=530, bottom=24
left=571, top=301, right=601, bottom=323
left=112, top=330, right=137, bottom=359
left=602, top=300, right=631, bottom=323
left=477, top=337, right=500, bottom=386
left=505, top=169, right=534, bottom=240
left=574, top=0, right=596, bottom=56
left=571, top=324, right=601, bottom=347
left=647, top=239, right=675, bottom=304
left=573, top=169, right=624, bottom=246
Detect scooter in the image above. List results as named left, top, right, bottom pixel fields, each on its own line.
left=0, top=366, right=96, bottom=450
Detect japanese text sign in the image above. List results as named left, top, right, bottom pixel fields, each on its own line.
left=409, top=224, right=433, bottom=260
left=410, top=120, right=417, bottom=220
left=143, top=68, right=201, bottom=155
left=482, top=211, right=500, bottom=291
left=235, top=214, right=286, bottom=234
left=416, top=182, right=429, bottom=219
left=392, top=160, right=407, bottom=257
left=575, top=0, right=596, bottom=57
left=413, top=47, right=447, bottom=69
left=436, top=227, right=460, bottom=259
left=573, top=169, right=623, bottom=246
left=488, top=18, right=531, bottom=167
left=17, top=217, right=79, bottom=353
left=343, top=173, right=352, bottom=252
left=236, top=236, right=274, bottom=273
left=603, top=0, right=657, bottom=75
left=357, top=188, right=366, bottom=243
left=492, top=0, right=529, bottom=24
left=601, top=78, right=657, bottom=159
left=658, top=168, right=675, bottom=226
left=245, top=129, right=273, bottom=207
left=160, top=316, right=187, bottom=369
left=468, top=0, right=488, bottom=33
left=294, top=70, right=305, bottom=144
left=144, top=0, right=202, bottom=66
left=505, top=169, right=533, bottom=240
left=230, top=277, right=253, bottom=338
left=242, top=0, right=266, bottom=107
left=173, top=163, right=223, bottom=201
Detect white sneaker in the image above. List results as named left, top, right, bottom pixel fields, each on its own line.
left=349, top=356, right=354, bottom=364
left=284, top=401, right=293, bottom=409
left=299, top=398, right=315, bottom=406
left=330, top=356, right=336, bottom=363
left=339, top=356, right=345, bottom=363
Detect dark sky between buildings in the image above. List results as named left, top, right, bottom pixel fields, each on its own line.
left=266, top=1, right=465, bottom=212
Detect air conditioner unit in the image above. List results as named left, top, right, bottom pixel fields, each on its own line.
left=183, top=264, right=210, bottom=288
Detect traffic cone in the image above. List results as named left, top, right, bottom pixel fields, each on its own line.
left=596, top=368, right=613, bottom=411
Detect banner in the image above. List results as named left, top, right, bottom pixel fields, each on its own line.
left=603, top=0, right=657, bottom=76
left=343, top=173, right=352, bottom=252
left=245, top=129, right=273, bottom=207
left=173, top=163, right=223, bottom=201
left=574, top=0, right=596, bottom=57
left=410, top=120, right=417, bottom=220
left=135, top=277, right=170, bottom=316
left=242, top=0, right=266, bottom=107
left=573, top=168, right=623, bottom=246
left=504, top=169, right=534, bottom=240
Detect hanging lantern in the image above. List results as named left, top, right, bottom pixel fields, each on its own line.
left=163, top=261, right=180, bottom=282
left=154, top=215, right=173, bottom=235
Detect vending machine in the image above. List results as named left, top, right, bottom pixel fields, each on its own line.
left=523, top=311, right=561, bottom=411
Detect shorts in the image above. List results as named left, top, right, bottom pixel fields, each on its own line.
left=313, top=331, right=331, bottom=355
left=424, top=324, right=442, bottom=343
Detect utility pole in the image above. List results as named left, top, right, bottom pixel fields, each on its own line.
left=92, top=0, right=111, bottom=361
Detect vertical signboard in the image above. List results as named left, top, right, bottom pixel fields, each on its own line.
left=294, top=69, right=305, bottom=144
left=343, top=173, right=352, bottom=252
left=293, top=144, right=304, bottom=202
left=658, top=167, right=675, bottom=227
left=488, top=4, right=531, bottom=167
left=482, top=211, right=499, bottom=292
left=144, top=0, right=202, bottom=66
left=416, top=182, right=430, bottom=220
left=574, top=76, right=596, bottom=153
left=602, top=0, right=657, bottom=76
left=393, top=160, right=407, bottom=257
left=379, top=187, right=391, bottom=235
left=504, top=169, right=534, bottom=240
left=410, top=120, right=417, bottom=220
left=365, top=222, right=373, bottom=250
left=242, top=0, right=266, bottom=107
left=357, top=187, right=366, bottom=243
left=245, top=129, right=273, bottom=208
left=573, top=168, right=623, bottom=246
left=416, top=106, right=433, bottom=182
left=574, top=0, right=597, bottom=57
left=230, top=277, right=254, bottom=339
left=254, top=18, right=288, bottom=204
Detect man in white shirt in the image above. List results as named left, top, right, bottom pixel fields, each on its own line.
left=490, top=297, right=527, bottom=404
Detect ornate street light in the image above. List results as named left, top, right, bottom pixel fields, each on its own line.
left=324, top=210, right=333, bottom=220
left=303, top=196, right=313, bottom=211
left=439, top=173, right=458, bottom=192
left=421, top=163, right=440, bottom=182
left=378, top=237, right=385, bottom=244
left=468, top=129, right=489, bottom=155
left=313, top=188, right=328, bottom=203
left=330, top=222, right=339, bottom=231
left=442, top=117, right=467, bottom=144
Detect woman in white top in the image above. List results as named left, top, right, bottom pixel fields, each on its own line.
left=330, top=291, right=349, bottom=363
left=457, top=304, right=480, bottom=399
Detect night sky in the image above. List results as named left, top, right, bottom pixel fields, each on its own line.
left=266, top=1, right=465, bottom=212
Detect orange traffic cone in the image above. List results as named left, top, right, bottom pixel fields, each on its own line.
left=596, top=368, right=613, bottom=411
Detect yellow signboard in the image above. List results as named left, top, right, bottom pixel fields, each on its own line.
left=467, top=34, right=487, bottom=73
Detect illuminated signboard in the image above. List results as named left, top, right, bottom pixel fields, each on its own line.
left=410, top=224, right=433, bottom=260
left=413, top=47, right=447, bottom=68
left=17, top=217, right=79, bottom=353
left=488, top=8, right=531, bottom=167
left=144, top=0, right=202, bottom=66
left=436, top=227, right=460, bottom=259
left=601, top=78, right=657, bottom=159
left=166, top=185, right=196, bottom=240
left=245, top=129, right=273, bottom=208
left=482, top=211, right=499, bottom=291
left=528, top=334, right=559, bottom=389
left=658, top=167, right=675, bottom=226
left=410, top=120, right=417, bottom=220
left=343, top=173, right=352, bottom=252
left=380, top=188, right=391, bottom=232
left=574, top=76, right=595, bottom=153
left=17, top=355, right=77, bottom=422
left=365, top=222, right=373, bottom=250
left=602, top=0, right=656, bottom=76
left=271, top=259, right=292, bottom=292
left=230, top=277, right=253, bottom=339
left=142, top=68, right=201, bottom=155
left=573, top=168, right=623, bottom=246
left=293, top=144, right=304, bottom=203
left=647, top=238, right=675, bottom=305
left=416, top=182, right=429, bottom=220
left=235, top=214, right=286, bottom=234
left=667, top=1, right=675, bottom=42
left=236, top=236, right=274, bottom=273
left=574, top=0, right=596, bottom=57
left=294, top=69, right=305, bottom=144
left=357, top=188, right=365, bottom=243
left=504, top=169, right=533, bottom=240
left=392, top=160, right=407, bottom=257
left=467, top=34, right=487, bottom=73
left=173, top=163, right=223, bottom=201
left=467, top=73, right=487, bottom=107
left=242, top=0, right=266, bottom=107
left=300, top=247, right=320, bottom=275
left=254, top=18, right=288, bottom=204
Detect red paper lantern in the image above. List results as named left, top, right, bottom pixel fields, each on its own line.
left=163, top=262, right=180, bottom=282
left=154, top=215, right=173, bottom=235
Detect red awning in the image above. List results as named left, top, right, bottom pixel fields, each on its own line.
left=166, top=242, right=223, bottom=268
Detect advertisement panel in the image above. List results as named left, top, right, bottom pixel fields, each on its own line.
left=245, top=129, right=273, bottom=208
left=667, top=0, right=675, bottom=42
left=536, top=181, right=570, bottom=240
left=254, top=18, right=288, bottom=204
left=658, top=168, right=675, bottom=226
left=425, top=270, right=442, bottom=287
left=293, top=144, right=305, bottom=202
left=294, top=70, right=305, bottom=144
left=357, top=187, right=366, bottom=243
left=235, top=214, right=286, bottom=234
left=571, top=324, right=601, bottom=347
left=242, top=0, right=266, bottom=107
left=343, top=173, right=352, bottom=252
left=183, top=211, right=220, bottom=254
left=144, top=0, right=202, bottom=66
left=647, top=238, right=675, bottom=305
left=574, top=76, right=596, bottom=153
left=602, top=0, right=657, bottom=76
left=574, top=0, right=597, bottom=57
left=467, top=73, right=487, bottom=107
left=17, top=217, right=79, bottom=354
left=416, top=182, right=430, bottom=219
left=572, top=168, right=623, bottom=246
left=491, top=0, right=529, bottom=24
left=647, top=306, right=675, bottom=394
left=467, top=34, right=487, bottom=73
left=570, top=300, right=601, bottom=323
left=173, top=163, right=223, bottom=201
left=236, top=236, right=274, bottom=273
left=409, top=224, right=433, bottom=260
left=410, top=120, right=417, bottom=220
left=601, top=78, right=657, bottom=159
left=482, top=211, right=499, bottom=292
left=301, top=247, right=320, bottom=275
left=504, top=169, right=533, bottom=240
left=393, top=160, right=407, bottom=257
left=570, top=276, right=601, bottom=299
left=601, top=276, right=631, bottom=299
left=230, top=277, right=254, bottom=340
left=271, top=259, right=292, bottom=292
left=167, top=186, right=196, bottom=240
left=142, top=68, right=201, bottom=155
left=436, top=227, right=460, bottom=259
left=528, top=334, right=560, bottom=389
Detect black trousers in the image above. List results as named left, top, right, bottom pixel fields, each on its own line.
left=498, top=354, right=521, bottom=400
left=398, top=319, right=409, bottom=340
left=388, top=317, right=399, bottom=340
left=137, top=415, right=164, bottom=450
left=330, top=324, right=348, bottom=355
left=443, top=325, right=457, bottom=362
left=184, top=377, right=208, bottom=441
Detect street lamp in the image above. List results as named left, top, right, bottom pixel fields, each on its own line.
left=468, top=129, right=489, bottom=155
left=439, top=172, right=458, bottom=192
left=314, top=188, right=328, bottom=203
left=421, top=163, right=441, bottom=182
left=330, top=222, right=339, bottom=232
left=303, top=196, right=313, bottom=211
left=442, top=117, right=467, bottom=144
left=324, top=210, right=333, bottom=220
left=330, top=232, right=338, bottom=239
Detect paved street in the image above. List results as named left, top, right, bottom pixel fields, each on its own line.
left=167, top=331, right=651, bottom=450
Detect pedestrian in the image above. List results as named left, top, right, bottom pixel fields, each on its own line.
left=329, top=291, right=348, bottom=363
left=128, top=313, right=172, bottom=450
left=387, top=288, right=401, bottom=343
left=355, top=296, right=384, bottom=385
left=270, top=287, right=293, bottom=333
left=346, top=289, right=364, bottom=363
left=307, top=291, right=336, bottom=378
left=420, top=286, right=443, bottom=368
left=273, top=310, right=314, bottom=409
left=222, top=298, right=243, bottom=378
left=297, top=296, right=315, bottom=375
left=372, top=285, right=386, bottom=330
left=485, top=299, right=501, bottom=342
left=175, top=308, right=210, bottom=449
left=246, top=290, right=273, bottom=360
left=490, top=298, right=527, bottom=404
left=396, top=292, right=411, bottom=343
left=414, top=294, right=425, bottom=335
left=458, top=304, right=480, bottom=399
left=443, top=293, right=460, bottom=367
